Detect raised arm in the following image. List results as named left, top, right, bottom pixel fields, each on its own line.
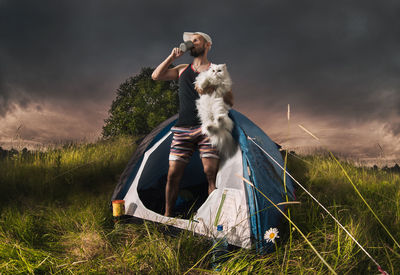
left=152, top=48, right=187, bottom=81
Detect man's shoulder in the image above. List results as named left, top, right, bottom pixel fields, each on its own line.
left=175, top=63, right=189, bottom=69
left=175, top=64, right=190, bottom=75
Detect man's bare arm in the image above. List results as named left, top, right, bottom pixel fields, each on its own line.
left=152, top=48, right=187, bottom=81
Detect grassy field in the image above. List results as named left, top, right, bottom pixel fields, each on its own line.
left=0, top=137, right=399, bottom=274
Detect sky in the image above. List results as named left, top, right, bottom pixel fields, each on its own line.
left=1, top=0, right=400, bottom=165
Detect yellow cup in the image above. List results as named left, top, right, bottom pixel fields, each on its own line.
left=112, top=200, right=125, bottom=217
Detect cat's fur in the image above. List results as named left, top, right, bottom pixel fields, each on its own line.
left=194, top=64, right=236, bottom=158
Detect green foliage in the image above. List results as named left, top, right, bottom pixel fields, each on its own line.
left=102, top=67, right=179, bottom=138
left=0, top=136, right=136, bottom=207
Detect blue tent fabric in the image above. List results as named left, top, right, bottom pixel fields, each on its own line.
left=112, top=110, right=295, bottom=252
left=230, top=110, right=295, bottom=252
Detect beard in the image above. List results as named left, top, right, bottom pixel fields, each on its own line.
left=190, top=46, right=205, bottom=57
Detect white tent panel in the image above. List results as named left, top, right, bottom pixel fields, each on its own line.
left=194, top=147, right=251, bottom=248
left=123, top=131, right=251, bottom=248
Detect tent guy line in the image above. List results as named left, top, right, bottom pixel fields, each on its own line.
left=247, top=136, right=388, bottom=274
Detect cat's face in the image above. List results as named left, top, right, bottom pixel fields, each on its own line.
left=209, top=64, right=227, bottom=79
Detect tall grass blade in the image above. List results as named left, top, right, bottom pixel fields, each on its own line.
left=284, top=103, right=292, bottom=275
left=298, top=124, right=320, bottom=140
left=214, top=190, right=227, bottom=226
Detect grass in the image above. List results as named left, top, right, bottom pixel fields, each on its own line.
left=0, top=136, right=399, bottom=274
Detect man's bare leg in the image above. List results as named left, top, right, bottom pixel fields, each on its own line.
left=201, top=157, right=220, bottom=194
left=165, top=160, right=187, bottom=217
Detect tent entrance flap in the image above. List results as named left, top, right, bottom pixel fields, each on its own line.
left=136, top=134, right=209, bottom=217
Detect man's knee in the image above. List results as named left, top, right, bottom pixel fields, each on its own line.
left=167, top=160, right=186, bottom=182
left=203, top=160, right=218, bottom=179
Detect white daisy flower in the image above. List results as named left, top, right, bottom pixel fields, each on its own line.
left=264, top=227, right=280, bottom=243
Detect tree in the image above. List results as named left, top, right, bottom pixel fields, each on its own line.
left=102, top=67, right=179, bottom=138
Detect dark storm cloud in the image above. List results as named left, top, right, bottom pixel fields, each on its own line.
left=1, top=0, right=400, bottom=150
left=217, top=1, right=400, bottom=120
left=0, top=68, right=31, bottom=117
left=0, top=1, right=179, bottom=115
left=385, top=121, right=400, bottom=136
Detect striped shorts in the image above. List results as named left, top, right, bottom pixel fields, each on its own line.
left=169, top=126, right=220, bottom=163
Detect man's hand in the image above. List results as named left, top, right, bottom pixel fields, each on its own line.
left=152, top=48, right=186, bottom=81
left=170, top=47, right=184, bottom=60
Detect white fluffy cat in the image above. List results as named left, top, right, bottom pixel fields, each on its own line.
left=194, top=63, right=236, bottom=158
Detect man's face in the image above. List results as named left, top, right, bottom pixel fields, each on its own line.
left=190, top=34, right=208, bottom=57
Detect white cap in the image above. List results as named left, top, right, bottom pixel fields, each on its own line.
left=183, top=32, right=212, bottom=45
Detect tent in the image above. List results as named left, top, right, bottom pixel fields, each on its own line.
left=111, top=110, right=295, bottom=251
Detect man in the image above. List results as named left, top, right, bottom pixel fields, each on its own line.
left=152, top=32, right=233, bottom=217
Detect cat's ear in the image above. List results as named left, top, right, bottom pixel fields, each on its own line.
left=222, top=64, right=227, bottom=68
